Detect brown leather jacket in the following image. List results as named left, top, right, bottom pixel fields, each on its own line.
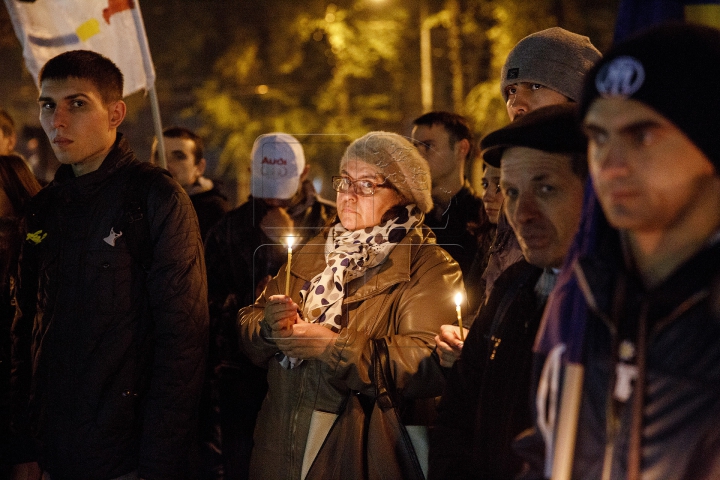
left=238, top=223, right=463, bottom=479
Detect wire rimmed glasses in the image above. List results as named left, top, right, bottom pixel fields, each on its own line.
left=332, top=175, right=391, bottom=197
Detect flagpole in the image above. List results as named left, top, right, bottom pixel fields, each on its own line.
left=130, top=1, right=166, bottom=169
left=551, top=364, right=585, bottom=480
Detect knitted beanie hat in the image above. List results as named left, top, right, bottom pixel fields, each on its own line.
left=340, top=132, right=433, bottom=213
left=480, top=103, right=587, bottom=168
left=501, top=27, right=602, bottom=102
left=580, top=22, right=720, bottom=172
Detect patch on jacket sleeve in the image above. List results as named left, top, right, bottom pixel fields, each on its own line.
left=26, top=230, right=47, bottom=245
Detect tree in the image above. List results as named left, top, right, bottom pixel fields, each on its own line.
left=191, top=0, right=412, bottom=202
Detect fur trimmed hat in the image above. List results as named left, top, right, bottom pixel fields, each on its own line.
left=580, top=22, right=720, bottom=172
left=340, top=132, right=433, bottom=213
left=501, top=27, right=602, bottom=102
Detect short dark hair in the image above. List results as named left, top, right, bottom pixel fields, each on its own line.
left=412, top=111, right=475, bottom=161
left=39, top=50, right=123, bottom=104
left=162, top=126, right=204, bottom=165
left=0, top=109, right=15, bottom=138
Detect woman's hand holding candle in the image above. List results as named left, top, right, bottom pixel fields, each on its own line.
left=264, top=295, right=300, bottom=339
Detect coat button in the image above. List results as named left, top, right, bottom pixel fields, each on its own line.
left=122, top=390, right=132, bottom=397
left=102, top=262, right=111, bottom=269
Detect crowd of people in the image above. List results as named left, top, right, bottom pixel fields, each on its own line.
left=0, top=20, right=719, bottom=480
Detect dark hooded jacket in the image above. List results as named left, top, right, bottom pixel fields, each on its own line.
left=518, top=220, right=720, bottom=480
left=11, top=135, right=209, bottom=480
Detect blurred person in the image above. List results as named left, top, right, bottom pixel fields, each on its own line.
left=430, top=104, right=587, bottom=480
left=0, top=110, right=17, bottom=156
left=410, top=112, right=489, bottom=293
left=435, top=27, right=601, bottom=368
left=480, top=164, right=502, bottom=225
left=10, top=50, right=208, bottom=480
left=0, top=155, right=41, bottom=478
left=238, top=131, right=462, bottom=479
left=524, top=23, right=720, bottom=480
left=151, top=127, right=229, bottom=240
left=203, top=133, right=334, bottom=480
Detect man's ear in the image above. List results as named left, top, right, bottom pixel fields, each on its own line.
left=196, top=157, right=207, bottom=176
left=299, top=164, right=310, bottom=182
left=108, top=100, right=126, bottom=128
left=7, top=132, right=16, bottom=153
left=455, top=138, right=470, bottom=160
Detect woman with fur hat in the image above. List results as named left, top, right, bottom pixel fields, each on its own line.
left=238, top=132, right=463, bottom=479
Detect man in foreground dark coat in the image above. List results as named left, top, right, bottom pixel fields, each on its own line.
left=11, top=50, right=208, bottom=480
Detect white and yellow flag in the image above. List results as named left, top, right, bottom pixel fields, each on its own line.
left=4, top=0, right=154, bottom=97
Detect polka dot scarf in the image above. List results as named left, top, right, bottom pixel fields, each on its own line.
left=277, top=205, right=422, bottom=369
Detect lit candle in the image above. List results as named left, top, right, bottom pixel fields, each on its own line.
left=285, top=236, right=295, bottom=297
left=454, top=292, right=465, bottom=341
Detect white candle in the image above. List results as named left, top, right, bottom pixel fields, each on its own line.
left=454, top=292, right=465, bottom=341
left=285, top=236, right=295, bottom=296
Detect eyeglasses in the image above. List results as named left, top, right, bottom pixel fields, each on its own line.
left=332, top=176, right=390, bottom=197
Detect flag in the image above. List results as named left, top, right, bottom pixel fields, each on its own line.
left=4, top=0, right=154, bottom=97
left=615, top=0, right=720, bottom=42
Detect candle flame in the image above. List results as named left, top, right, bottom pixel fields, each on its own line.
left=286, top=235, right=295, bottom=249
left=454, top=292, right=463, bottom=307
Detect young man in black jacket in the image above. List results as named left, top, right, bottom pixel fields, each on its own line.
left=11, top=50, right=208, bottom=480
left=526, top=23, right=720, bottom=480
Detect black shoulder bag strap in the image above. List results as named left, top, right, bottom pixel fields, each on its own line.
left=368, top=338, right=426, bottom=480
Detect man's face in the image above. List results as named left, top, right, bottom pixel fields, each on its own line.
left=38, top=77, right=124, bottom=176
left=501, top=147, right=585, bottom=269
left=505, top=82, right=570, bottom=121
left=584, top=97, right=717, bottom=234
left=0, top=129, right=16, bottom=155
left=411, top=124, right=460, bottom=182
left=161, top=136, right=204, bottom=189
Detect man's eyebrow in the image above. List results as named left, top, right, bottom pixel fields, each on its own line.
left=583, top=119, right=664, bottom=136
left=531, top=173, right=550, bottom=182
left=581, top=123, right=605, bottom=134
left=38, top=93, right=91, bottom=103
left=618, top=120, right=664, bottom=135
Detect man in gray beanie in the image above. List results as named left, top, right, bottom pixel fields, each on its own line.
left=522, top=23, right=720, bottom=480
left=435, top=27, right=601, bottom=369
left=502, top=27, right=601, bottom=120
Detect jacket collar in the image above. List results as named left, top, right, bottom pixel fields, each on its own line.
left=51, top=133, right=136, bottom=192
left=576, top=219, right=720, bottom=331
left=291, top=223, right=434, bottom=304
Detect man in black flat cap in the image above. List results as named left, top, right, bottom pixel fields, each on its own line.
left=429, top=103, right=587, bottom=480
